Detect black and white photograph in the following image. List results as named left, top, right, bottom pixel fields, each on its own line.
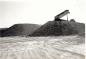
left=0, top=0, right=85, bottom=59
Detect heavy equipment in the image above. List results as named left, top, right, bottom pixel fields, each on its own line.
left=54, top=10, right=70, bottom=21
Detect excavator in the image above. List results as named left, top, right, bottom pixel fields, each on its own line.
left=54, top=10, right=70, bottom=21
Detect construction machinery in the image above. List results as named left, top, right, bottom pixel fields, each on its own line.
left=54, top=10, right=70, bottom=21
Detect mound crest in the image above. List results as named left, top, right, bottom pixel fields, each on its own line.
left=29, top=20, right=85, bottom=36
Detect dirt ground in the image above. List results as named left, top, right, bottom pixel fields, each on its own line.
left=0, top=35, right=85, bottom=59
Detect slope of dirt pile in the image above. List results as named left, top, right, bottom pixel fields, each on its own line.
left=1, top=24, right=41, bottom=37
left=29, top=20, right=85, bottom=36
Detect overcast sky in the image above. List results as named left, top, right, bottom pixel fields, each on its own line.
left=0, top=0, right=86, bottom=28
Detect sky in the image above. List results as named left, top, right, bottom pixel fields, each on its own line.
left=0, top=0, right=86, bottom=28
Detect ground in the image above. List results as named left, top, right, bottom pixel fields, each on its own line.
left=0, top=35, right=85, bottom=59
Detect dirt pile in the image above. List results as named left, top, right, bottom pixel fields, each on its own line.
left=29, top=20, right=85, bottom=36
left=1, top=24, right=41, bottom=37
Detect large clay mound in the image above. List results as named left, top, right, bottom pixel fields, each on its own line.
left=29, top=20, right=85, bottom=36
left=1, top=24, right=41, bottom=37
